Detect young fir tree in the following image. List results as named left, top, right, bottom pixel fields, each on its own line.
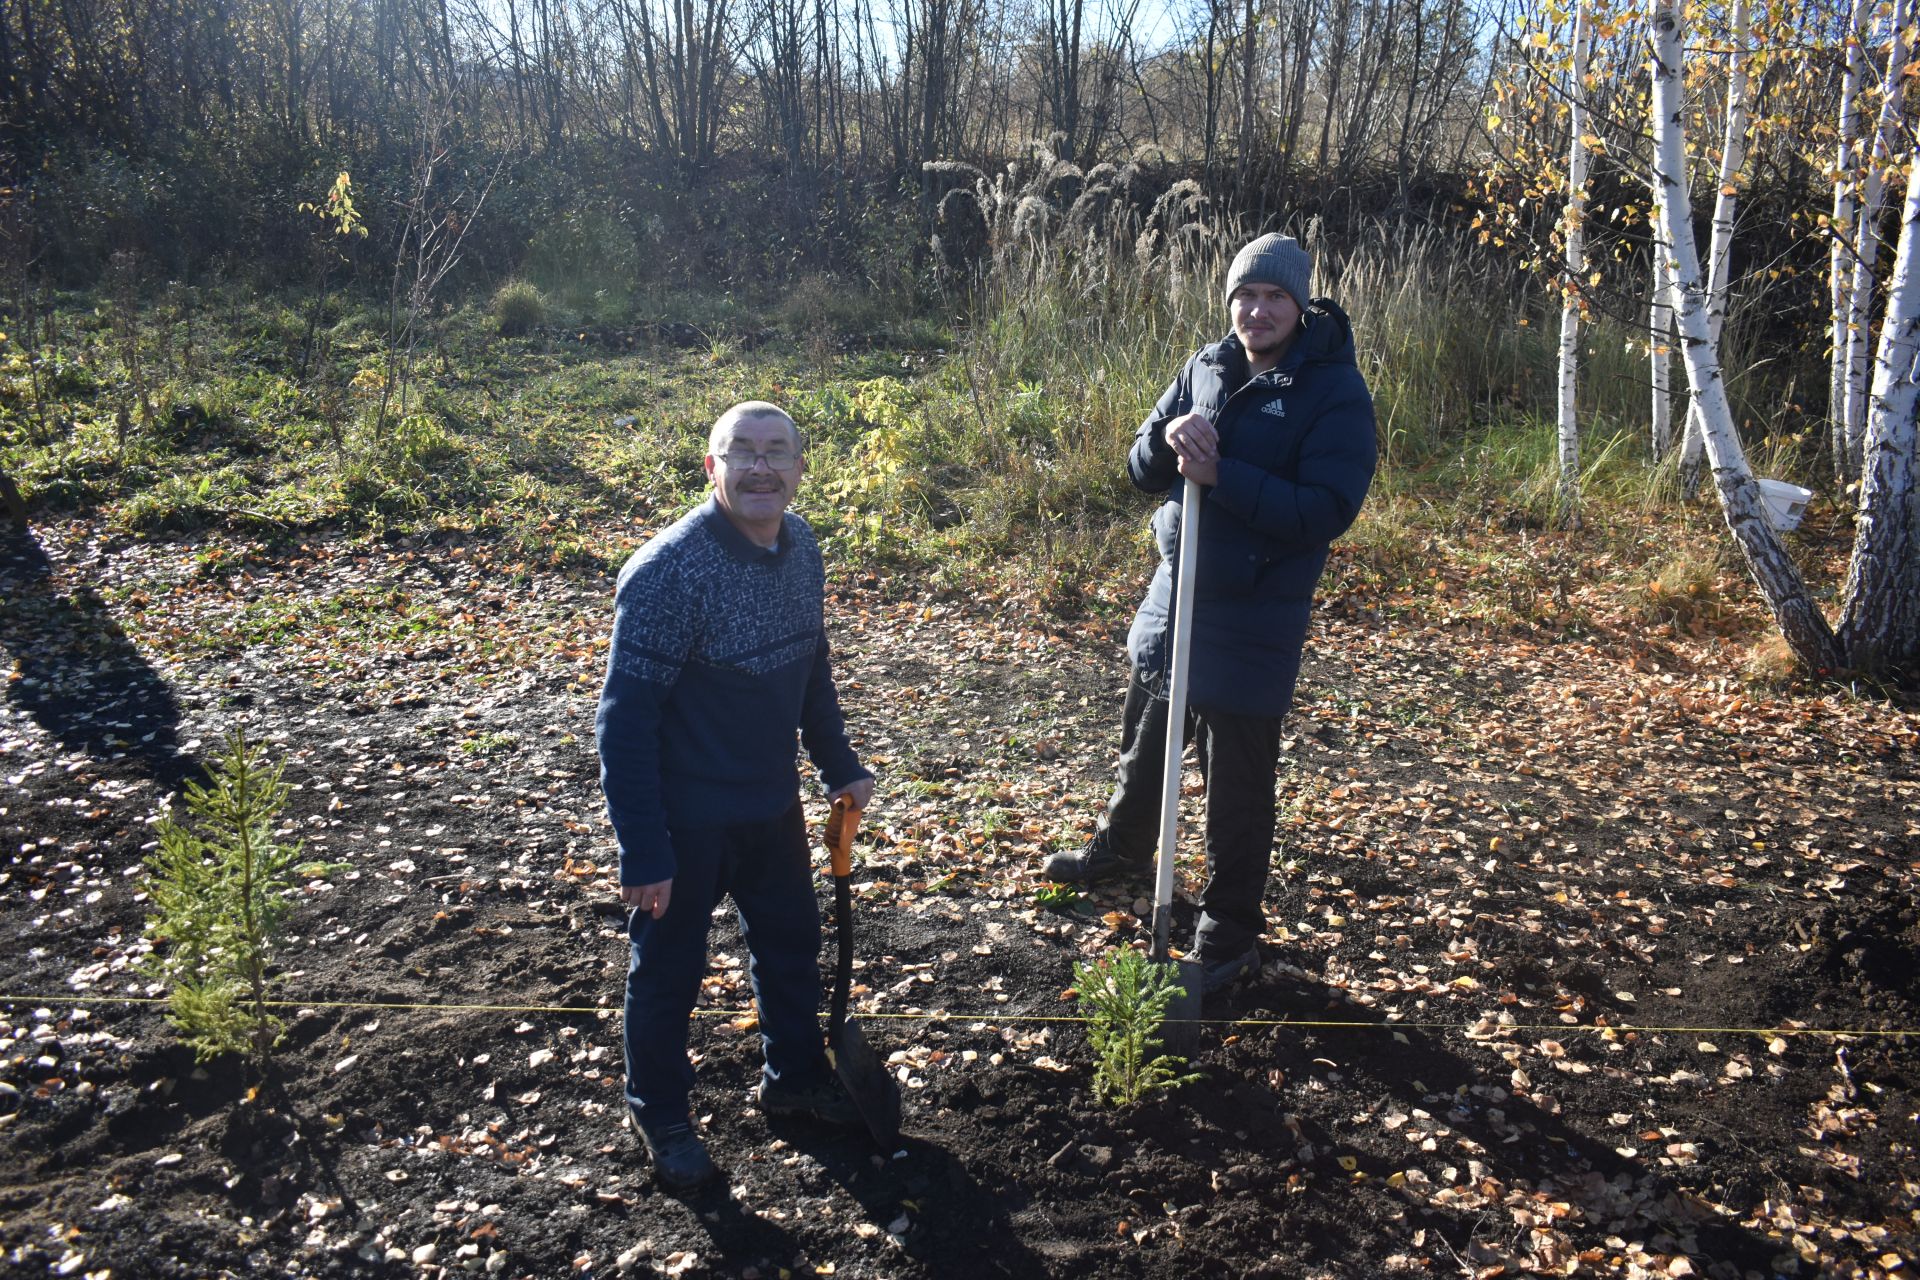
left=1073, top=947, right=1202, bottom=1107
left=142, top=732, right=325, bottom=1067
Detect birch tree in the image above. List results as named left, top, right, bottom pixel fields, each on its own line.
left=1835, top=0, right=1915, bottom=477
left=1675, top=0, right=1752, bottom=498
left=1837, top=148, right=1920, bottom=672
left=1827, top=0, right=1875, bottom=478
left=1649, top=179, right=1677, bottom=458
left=1479, top=0, right=1643, bottom=495
left=1646, top=0, right=1845, bottom=671
left=1557, top=0, right=1593, bottom=525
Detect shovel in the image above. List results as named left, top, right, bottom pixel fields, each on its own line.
left=823, top=794, right=903, bottom=1148
left=1150, top=476, right=1208, bottom=1044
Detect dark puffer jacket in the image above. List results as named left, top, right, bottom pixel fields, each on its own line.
left=1125, top=299, right=1377, bottom=717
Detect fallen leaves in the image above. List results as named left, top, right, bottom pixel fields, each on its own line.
left=4, top=511, right=1918, bottom=1280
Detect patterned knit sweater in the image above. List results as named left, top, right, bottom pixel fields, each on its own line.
left=595, top=496, right=867, bottom=886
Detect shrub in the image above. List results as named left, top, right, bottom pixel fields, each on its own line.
left=492, top=279, right=547, bottom=337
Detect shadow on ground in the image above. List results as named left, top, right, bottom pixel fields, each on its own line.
left=0, top=525, right=198, bottom=790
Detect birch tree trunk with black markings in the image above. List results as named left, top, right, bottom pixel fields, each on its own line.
left=1678, top=0, right=1751, bottom=498
left=1828, top=0, right=1874, bottom=479
left=1556, top=0, right=1592, bottom=527
left=1647, top=0, right=1844, bottom=673
left=1839, top=0, right=1915, bottom=476
left=1650, top=160, right=1677, bottom=459
left=1837, top=148, right=1920, bottom=673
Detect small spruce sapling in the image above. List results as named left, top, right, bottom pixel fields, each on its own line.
left=1072, top=947, right=1201, bottom=1106
left=141, top=731, right=335, bottom=1067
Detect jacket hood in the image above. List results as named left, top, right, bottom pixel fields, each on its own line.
left=1202, top=298, right=1358, bottom=375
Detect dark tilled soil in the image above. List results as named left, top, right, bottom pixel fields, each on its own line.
left=3, top=519, right=1917, bottom=1280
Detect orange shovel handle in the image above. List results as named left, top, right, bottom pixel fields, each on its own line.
left=826, top=794, right=862, bottom=878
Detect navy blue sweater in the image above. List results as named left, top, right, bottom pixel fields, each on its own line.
left=596, top=497, right=868, bottom=886
left=1126, top=300, right=1377, bottom=717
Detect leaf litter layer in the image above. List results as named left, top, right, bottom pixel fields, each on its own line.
left=1, top=511, right=1917, bottom=1280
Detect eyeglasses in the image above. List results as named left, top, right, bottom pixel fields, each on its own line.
left=719, top=448, right=798, bottom=472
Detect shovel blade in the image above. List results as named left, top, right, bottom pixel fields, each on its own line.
left=1160, top=957, right=1206, bottom=1053
left=829, top=1016, right=902, bottom=1149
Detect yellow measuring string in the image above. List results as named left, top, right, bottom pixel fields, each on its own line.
left=0, top=993, right=1912, bottom=1037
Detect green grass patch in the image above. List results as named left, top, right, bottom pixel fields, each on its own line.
left=1, top=225, right=1827, bottom=661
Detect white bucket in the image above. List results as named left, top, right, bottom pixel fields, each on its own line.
left=1756, top=478, right=1813, bottom=533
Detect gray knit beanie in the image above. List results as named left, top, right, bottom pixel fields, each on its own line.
left=1223, top=233, right=1312, bottom=310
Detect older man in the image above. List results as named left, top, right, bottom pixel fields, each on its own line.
left=597, top=401, right=875, bottom=1191
left=1041, top=233, right=1377, bottom=996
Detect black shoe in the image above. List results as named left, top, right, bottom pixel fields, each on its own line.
left=634, top=1113, right=720, bottom=1191
left=1200, top=945, right=1261, bottom=995
left=1040, top=832, right=1145, bottom=886
left=753, top=1074, right=862, bottom=1126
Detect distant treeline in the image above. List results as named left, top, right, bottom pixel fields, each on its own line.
left=0, top=0, right=1504, bottom=284
left=0, top=0, right=1865, bottom=297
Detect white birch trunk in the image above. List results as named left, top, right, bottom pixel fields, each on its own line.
left=1647, top=0, right=1843, bottom=672
left=1677, top=0, right=1751, bottom=497
left=1650, top=181, right=1676, bottom=458
left=1703, top=0, right=1749, bottom=353
left=1829, top=0, right=1873, bottom=478
left=1556, top=0, right=1592, bottom=525
left=1838, top=145, right=1920, bottom=673
left=1841, top=0, right=1915, bottom=473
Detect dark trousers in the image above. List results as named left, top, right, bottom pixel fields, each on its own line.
left=623, top=801, right=828, bottom=1121
left=1100, top=673, right=1285, bottom=962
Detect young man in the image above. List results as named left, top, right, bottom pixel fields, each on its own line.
left=597, top=401, right=876, bottom=1191
left=1041, top=233, right=1377, bottom=995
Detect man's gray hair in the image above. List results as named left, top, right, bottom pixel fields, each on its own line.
left=708, top=401, right=803, bottom=456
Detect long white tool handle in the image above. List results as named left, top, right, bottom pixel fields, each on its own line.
left=1151, top=476, right=1201, bottom=961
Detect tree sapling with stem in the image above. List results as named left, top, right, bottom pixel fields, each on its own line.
left=1073, top=946, right=1202, bottom=1107
left=142, top=731, right=338, bottom=1069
